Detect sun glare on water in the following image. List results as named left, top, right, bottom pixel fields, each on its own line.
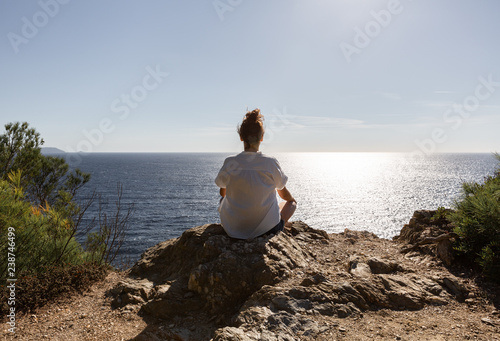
left=276, top=152, right=417, bottom=237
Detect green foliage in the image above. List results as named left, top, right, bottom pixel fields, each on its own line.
left=0, top=122, right=131, bottom=312
left=0, top=179, right=86, bottom=279
left=430, top=206, right=453, bottom=230
left=431, top=206, right=448, bottom=220
left=450, top=153, right=500, bottom=282
left=0, top=122, right=91, bottom=208
left=0, top=122, right=42, bottom=181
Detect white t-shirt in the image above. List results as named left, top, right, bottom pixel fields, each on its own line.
left=215, top=151, right=288, bottom=239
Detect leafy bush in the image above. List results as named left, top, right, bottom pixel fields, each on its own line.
left=0, top=122, right=132, bottom=312
left=450, top=153, right=500, bottom=282
left=0, top=122, right=90, bottom=208
left=0, top=177, right=86, bottom=278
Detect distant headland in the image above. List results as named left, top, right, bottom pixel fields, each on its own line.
left=41, top=147, right=65, bottom=154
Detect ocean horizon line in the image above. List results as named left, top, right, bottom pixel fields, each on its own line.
left=44, top=150, right=497, bottom=155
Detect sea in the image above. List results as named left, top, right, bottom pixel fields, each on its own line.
left=63, top=152, right=498, bottom=263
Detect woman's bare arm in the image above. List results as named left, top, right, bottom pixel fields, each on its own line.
left=277, top=186, right=296, bottom=203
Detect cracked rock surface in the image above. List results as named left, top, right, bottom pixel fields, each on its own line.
left=108, top=215, right=498, bottom=340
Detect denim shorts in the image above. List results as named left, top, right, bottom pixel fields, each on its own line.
left=261, top=219, right=284, bottom=237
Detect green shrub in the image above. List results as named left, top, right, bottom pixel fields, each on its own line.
left=0, top=122, right=131, bottom=313
left=0, top=122, right=90, bottom=208
left=450, top=153, right=500, bottom=282
left=0, top=178, right=86, bottom=280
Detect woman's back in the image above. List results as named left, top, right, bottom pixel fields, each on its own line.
left=216, top=151, right=287, bottom=239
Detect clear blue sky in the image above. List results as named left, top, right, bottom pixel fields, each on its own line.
left=1, top=0, right=499, bottom=153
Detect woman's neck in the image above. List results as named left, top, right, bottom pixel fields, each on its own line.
left=244, top=144, right=260, bottom=152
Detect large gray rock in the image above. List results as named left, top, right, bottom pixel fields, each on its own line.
left=110, top=221, right=468, bottom=340
left=112, top=223, right=311, bottom=320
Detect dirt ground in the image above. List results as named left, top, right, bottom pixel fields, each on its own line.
left=304, top=231, right=500, bottom=341
left=2, top=229, right=499, bottom=341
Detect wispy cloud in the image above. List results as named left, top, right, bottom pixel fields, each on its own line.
left=375, top=92, right=402, bottom=101
left=433, top=90, right=454, bottom=94
left=193, top=125, right=235, bottom=136
left=270, top=112, right=423, bottom=131
left=413, top=100, right=455, bottom=108
left=194, top=114, right=367, bottom=137
left=459, top=113, right=500, bottom=126
left=414, top=100, right=500, bottom=112
left=196, top=105, right=500, bottom=138
left=478, top=104, right=500, bottom=110
left=284, top=115, right=364, bottom=128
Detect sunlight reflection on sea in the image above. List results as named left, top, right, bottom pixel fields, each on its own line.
left=71, top=152, right=498, bottom=262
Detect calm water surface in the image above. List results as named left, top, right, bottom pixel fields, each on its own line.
left=67, top=152, right=497, bottom=262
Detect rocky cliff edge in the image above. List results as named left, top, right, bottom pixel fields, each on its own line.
left=110, top=211, right=499, bottom=340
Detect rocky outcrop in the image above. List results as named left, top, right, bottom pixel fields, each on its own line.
left=111, top=219, right=471, bottom=340
left=394, top=209, right=457, bottom=265
left=111, top=223, right=316, bottom=322
left=213, top=256, right=467, bottom=340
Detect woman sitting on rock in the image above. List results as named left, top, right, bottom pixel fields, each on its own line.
left=215, top=109, right=297, bottom=239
